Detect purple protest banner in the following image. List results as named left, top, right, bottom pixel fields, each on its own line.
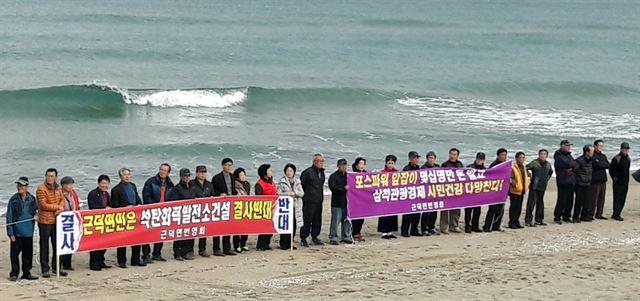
left=347, top=161, right=513, bottom=219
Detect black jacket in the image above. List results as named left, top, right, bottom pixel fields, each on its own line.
left=110, top=182, right=142, bottom=208
left=610, top=153, right=631, bottom=185
left=87, top=188, right=110, bottom=209
left=300, top=166, right=325, bottom=204
left=442, top=160, right=463, bottom=168
left=467, top=162, right=486, bottom=169
left=421, top=163, right=440, bottom=169
left=142, top=174, right=174, bottom=204
left=526, top=159, right=554, bottom=192
left=490, top=159, right=506, bottom=168
left=403, top=163, right=421, bottom=171
left=211, top=172, right=237, bottom=196
left=575, top=155, right=593, bottom=187
left=554, top=149, right=578, bottom=187
left=190, top=179, right=213, bottom=198
left=167, top=181, right=196, bottom=201
left=591, top=152, right=610, bottom=184
left=328, top=170, right=347, bottom=208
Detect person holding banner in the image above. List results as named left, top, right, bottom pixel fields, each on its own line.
left=440, top=148, right=464, bottom=234
left=142, top=163, right=174, bottom=263
left=553, top=140, right=578, bottom=224
left=420, top=151, right=439, bottom=236
left=508, top=152, right=528, bottom=229
left=277, top=163, right=304, bottom=250
left=167, top=168, right=196, bottom=260
left=87, top=175, right=113, bottom=271
left=524, top=149, right=553, bottom=227
left=110, top=168, right=145, bottom=268
left=401, top=151, right=422, bottom=237
left=574, top=145, right=594, bottom=223
left=36, top=168, right=67, bottom=277
left=191, top=165, right=213, bottom=257
left=329, top=159, right=353, bottom=245
left=483, top=148, right=509, bottom=232
left=610, top=142, right=631, bottom=221
left=211, top=158, right=237, bottom=256
left=300, top=154, right=327, bottom=247
left=7, top=176, right=39, bottom=281
left=378, top=154, right=399, bottom=239
left=60, top=176, right=80, bottom=271
left=465, top=152, right=486, bottom=233
left=233, top=167, right=252, bottom=253
left=350, top=157, right=367, bottom=242
left=256, top=164, right=276, bottom=251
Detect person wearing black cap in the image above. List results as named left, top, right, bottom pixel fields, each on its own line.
left=574, top=145, right=594, bottom=223
left=142, top=163, right=174, bottom=263
left=610, top=142, right=631, bottom=221
left=378, top=155, right=399, bottom=239
left=87, top=175, right=112, bottom=271
left=465, top=152, right=485, bottom=233
left=588, top=140, right=610, bottom=221
left=401, top=151, right=422, bottom=237
left=255, top=164, right=277, bottom=250
left=60, top=176, right=79, bottom=271
left=525, top=149, right=553, bottom=227
left=6, top=177, right=39, bottom=281
left=191, top=165, right=214, bottom=257
left=329, top=159, right=353, bottom=245
left=350, top=158, right=367, bottom=242
left=211, top=158, right=237, bottom=256
left=441, top=148, right=464, bottom=234
left=300, top=154, right=327, bottom=247
left=553, top=140, right=578, bottom=224
left=167, top=168, right=196, bottom=260
left=420, top=151, right=439, bottom=235
left=483, top=148, right=508, bottom=232
left=233, top=168, right=251, bottom=252
left=110, top=168, right=145, bottom=268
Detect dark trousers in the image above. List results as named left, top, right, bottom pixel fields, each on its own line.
left=10, top=236, right=33, bottom=277
left=213, top=236, right=231, bottom=252
left=142, top=242, right=163, bottom=258
left=233, top=235, right=248, bottom=250
left=89, top=249, right=107, bottom=270
left=279, top=216, right=297, bottom=249
left=464, top=207, right=481, bottom=230
left=421, top=212, right=437, bottom=233
left=401, top=213, right=420, bottom=236
left=554, top=185, right=574, bottom=220
left=525, top=189, right=545, bottom=224
left=588, top=183, right=606, bottom=218
left=257, top=235, right=273, bottom=249
left=351, top=219, right=364, bottom=236
left=198, top=238, right=207, bottom=254
left=61, top=254, right=72, bottom=269
left=483, top=204, right=504, bottom=231
left=508, top=194, right=524, bottom=227
left=612, top=183, right=629, bottom=217
left=301, top=202, right=322, bottom=240
left=574, top=185, right=589, bottom=220
left=38, top=223, right=57, bottom=273
left=173, top=239, right=194, bottom=258
left=117, top=245, right=141, bottom=265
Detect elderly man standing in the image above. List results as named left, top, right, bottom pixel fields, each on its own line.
left=36, top=168, right=67, bottom=278
left=300, top=154, right=326, bottom=247
left=6, top=177, right=39, bottom=281
left=60, top=176, right=80, bottom=271
left=142, top=163, right=174, bottom=264
left=110, top=168, right=145, bottom=268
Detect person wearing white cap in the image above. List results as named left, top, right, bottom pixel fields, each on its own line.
left=6, top=177, right=39, bottom=281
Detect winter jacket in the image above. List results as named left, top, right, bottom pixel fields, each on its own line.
left=300, top=166, right=325, bottom=204
left=575, top=155, right=593, bottom=187
left=235, top=180, right=251, bottom=196
left=510, top=164, right=529, bottom=196
left=554, top=149, right=578, bottom=187
left=442, top=160, right=464, bottom=168
left=255, top=178, right=277, bottom=196
left=143, top=174, right=174, bottom=204
left=6, top=193, right=37, bottom=237
left=36, top=182, right=64, bottom=225
left=526, top=159, right=553, bottom=192
left=190, top=178, right=213, bottom=198
left=591, top=152, right=610, bottom=184
left=277, top=176, right=304, bottom=228
left=110, top=182, right=142, bottom=208
left=212, top=172, right=237, bottom=196
left=610, top=153, right=631, bottom=185
left=328, top=170, right=347, bottom=208
left=87, top=188, right=110, bottom=210
left=167, top=181, right=195, bottom=201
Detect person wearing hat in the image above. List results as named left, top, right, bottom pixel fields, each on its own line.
left=60, top=176, right=80, bottom=271
left=465, top=152, right=486, bottom=233
left=420, top=151, right=440, bottom=235
left=401, top=151, right=423, bottom=237
left=110, top=168, right=145, bottom=268
left=300, top=154, right=327, bottom=247
left=525, top=149, right=553, bottom=227
left=167, top=168, right=196, bottom=260
left=142, top=163, right=174, bottom=264
left=483, top=148, right=509, bottom=232
left=609, top=142, right=631, bottom=221
left=36, top=168, right=67, bottom=277
left=190, top=165, right=214, bottom=257
left=6, top=177, right=39, bottom=281
left=588, top=140, right=610, bottom=221
left=553, top=140, right=579, bottom=224
left=328, top=159, right=353, bottom=245
left=211, top=158, right=237, bottom=256
left=87, top=175, right=113, bottom=271
left=256, top=164, right=277, bottom=250
left=441, top=148, right=464, bottom=234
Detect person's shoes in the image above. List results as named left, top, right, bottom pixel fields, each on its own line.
left=354, top=234, right=365, bottom=242
left=341, top=240, right=353, bottom=244
left=223, top=250, right=237, bottom=256
left=152, top=255, right=167, bottom=262
left=22, top=274, right=38, bottom=280
left=493, top=228, right=504, bottom=232
left=242, top=246, right=251, bottom=252
left=451, top=227, right=462, bottom=233
left=42, top=271, right=51, bottom=278
left=471, top=227, right=483, bottom=233
left=381, top=234, right=391, bottom=240
left=401, top=233, right=410, bottom=238
left=174, top=256, right=184, bottom=261
left=554, top=219, right=563, bottom=225
left=301, top=239, right=310, bottom=247
left=428, top=229, right=438, bottom=235
left=213, top=250, right=225, bottom=257
left=101, top=263, right=112, bottom=269
left=183, top=252, right=195, bottom=260
left=580, top=217, right=592, bottom=222
left=199, top=251, right=211, bottom=258
left=9, top=275, right=18, bottom=281
left=143, top=257, right=153, bottom=264
left=508, top=225, right=519, bottom=229
left=90, top=266, right=102, bottom=271
left=482, top=228, right=491, bottom=233
left=562, top=218, right=572, bottom=223
left=118, top=263, right=127, bottom=269
left=132, top=261, right=146, bottom=267
left=525, top=222, right=535, bottom=227
left=441, top=229, right=450, bottom=235
left=235, top=247, right=243, bottom=253
left=595, top=216, right=607, bottom=220
left=388, top=234, right=398, bottom=239
left=572, top=218, right=581, bottom=224
left=465, top=227, right=472, bottom=234
left=52, top=270, right=68, bottom=277
left=63, top=266, right=74, bottom=271
left=535, top=221, right=547, bottom=226
left=312, top=238, right=324, bottom=246
left=329, top=241, right=339, bottom=245
left=612, top=216, right=624, bottom=221
left=410, top=231, right=422, bottom=237
left=422, top=231, right=432, bottom=236
left=516, top=224, right=525, bottom=229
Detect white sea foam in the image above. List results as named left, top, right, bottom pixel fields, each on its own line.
left=126, top=89, right=247, bottom=108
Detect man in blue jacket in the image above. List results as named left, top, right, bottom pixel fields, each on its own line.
left=6, top=177, right=39, bottom=281
left=142, top=163, right=174, bottom=263
left=553, top=140, right=579, bottom=224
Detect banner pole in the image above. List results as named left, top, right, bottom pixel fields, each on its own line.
left=56, top=254, right=60, bottom=279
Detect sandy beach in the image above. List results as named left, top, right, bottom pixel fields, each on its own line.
left=1, top=181, right=639, bottom=301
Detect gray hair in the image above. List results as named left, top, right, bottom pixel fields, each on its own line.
left=118, top=167, right=131, bottom=178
